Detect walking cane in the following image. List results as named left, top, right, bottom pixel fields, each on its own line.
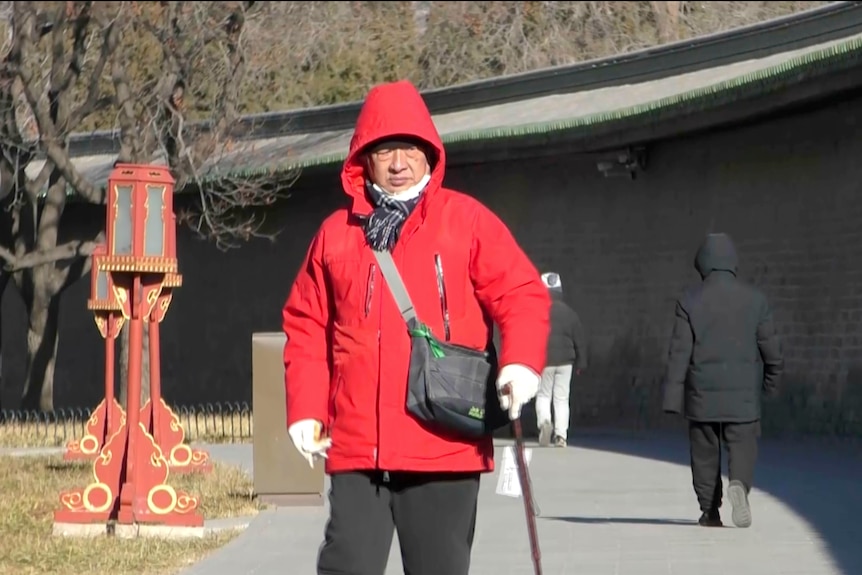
left=504, top=385, right=543, bottom=575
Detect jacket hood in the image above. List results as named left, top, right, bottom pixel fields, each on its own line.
left=694, top=233, right=739, bottom=278
left=341, top=80, right=446, bottom=215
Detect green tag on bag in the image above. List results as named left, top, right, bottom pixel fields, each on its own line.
left=408, top=323, right=446, bottom=359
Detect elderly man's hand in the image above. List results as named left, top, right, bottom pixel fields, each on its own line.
left=287, top=419, right=332, bottom=468
left=496, top=364, right=540, bottom=420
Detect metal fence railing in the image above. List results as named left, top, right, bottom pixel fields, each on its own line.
left=174, top=402, right=253, bottom=443
left=2, top=397, right=857, bottom=450
left=0, top=401, right=254, bottom=448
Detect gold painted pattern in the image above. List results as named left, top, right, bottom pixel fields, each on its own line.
left=143, top=284, right=164, bottom=322
left=137, top=422, right=201, bottom=516
left=112, top=285, right=131, bottom=320
left=58, top=410, right=127, bottom=515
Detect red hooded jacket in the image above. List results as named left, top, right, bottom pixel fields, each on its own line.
left=282, top=80, right=550, bottom=474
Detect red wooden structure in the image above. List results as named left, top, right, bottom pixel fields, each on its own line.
left=139, top=209, right=212, bottom=474
left=64, top=244, right=126, bottom=462
left=55, top=164, right=204, bottom=528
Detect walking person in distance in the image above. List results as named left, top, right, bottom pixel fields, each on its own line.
left=662, top=232, right=783, bottom=528
left=536, top=271, right=588, bottom=448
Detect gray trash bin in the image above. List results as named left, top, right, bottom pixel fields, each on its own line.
left=252, top=332, right=325, bottom=506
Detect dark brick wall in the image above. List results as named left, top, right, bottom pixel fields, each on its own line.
left=3, top=92, right=862, bottom=437
left=451, top=94, right=862, bottom=438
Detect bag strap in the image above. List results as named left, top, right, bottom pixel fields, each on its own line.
left=372, top=249, right=417, bottom=325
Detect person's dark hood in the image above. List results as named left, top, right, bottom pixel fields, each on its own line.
left=694, top=233, right=738, bottom=279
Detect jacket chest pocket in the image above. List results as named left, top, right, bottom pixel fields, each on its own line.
left=326, top=257, right=378, bottom=327
left=400, top=247, right=470, bottom=340
left=435, top=249, right=471, bottom=322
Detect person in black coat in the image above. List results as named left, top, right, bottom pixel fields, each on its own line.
left=536, top=272, right=588, bottom=448
left=662, top=233, right=783, bottom=529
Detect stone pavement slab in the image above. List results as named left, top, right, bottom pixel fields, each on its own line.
left=0, top=446, right=65, bottom=457
left=182, top=432, right=862, bottom=575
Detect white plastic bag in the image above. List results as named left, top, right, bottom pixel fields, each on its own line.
left=495, top=445, right=533, bottom=498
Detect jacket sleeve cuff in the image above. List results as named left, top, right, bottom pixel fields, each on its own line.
left=497, top=363, right=540, bottom=385
left=285, top=375, right=329, bottom=429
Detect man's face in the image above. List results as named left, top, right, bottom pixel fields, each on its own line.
left=366, top=139, right=430, bottom=195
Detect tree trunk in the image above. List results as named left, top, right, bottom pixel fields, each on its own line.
left=0, top=273, right=6, bottom=411
left=20, top=291, right=61, bottom=412
left=118, top=321, right=150, bottom=410
left=114, top=122, right=151, bottom=412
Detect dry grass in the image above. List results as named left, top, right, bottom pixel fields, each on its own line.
left=0, top=455, right=265, bottom=575
left=0, top=411, right=254, bottom=449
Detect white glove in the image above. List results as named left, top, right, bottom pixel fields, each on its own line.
left=287, top=419, right=332, bottom=468
left=496, top=364, right=540, bottom=420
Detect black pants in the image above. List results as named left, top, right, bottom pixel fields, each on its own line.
left=317, top=470, right=481, bottom=575
left=689, top=420, right=760, bottom=512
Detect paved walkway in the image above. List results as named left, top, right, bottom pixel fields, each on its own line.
left=181, top=431, right=862, bottom=575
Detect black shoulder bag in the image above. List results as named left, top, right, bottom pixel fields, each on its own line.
left=372, top=249, right=510, bottom=440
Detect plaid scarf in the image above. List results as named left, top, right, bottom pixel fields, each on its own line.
left=363, top=180, right=423, bottom=252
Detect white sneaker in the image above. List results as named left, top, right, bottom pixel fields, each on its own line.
left=728, top=480, right=752, bottom=528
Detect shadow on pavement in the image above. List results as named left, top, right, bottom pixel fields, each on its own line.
left=545, top=515, right=698, bottom=526
left=566, top=428, right=862, bottom=575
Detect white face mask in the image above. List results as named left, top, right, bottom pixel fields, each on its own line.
left=373, top=173, right=431, bottom=201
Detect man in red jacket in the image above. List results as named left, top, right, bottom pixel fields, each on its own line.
left=282, top=79, right=550, bottom=575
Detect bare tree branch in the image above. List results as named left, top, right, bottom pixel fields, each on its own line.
left=67, top=8, right=119, bottom=127
left=134, top=1, right=289, bottom=250
left=1, top=234, right=102, bottom=272
left=111, top=42, right=144, bottom=163
left=10, top=2, right=104, bottom=204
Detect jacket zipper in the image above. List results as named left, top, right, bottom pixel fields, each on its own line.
left=434, top=253, right=451, bottom=341
left=365, top=263, right=376, bottom=318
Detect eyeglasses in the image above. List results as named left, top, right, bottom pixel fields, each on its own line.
left=370, top=144, right=424, bottom=161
